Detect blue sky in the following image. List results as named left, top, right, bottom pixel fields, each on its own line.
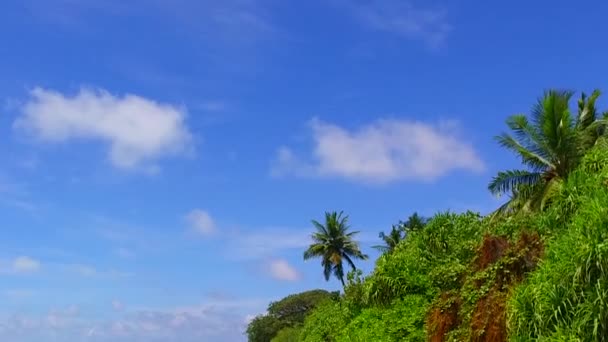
left=1, top=0, right=608, bottom=340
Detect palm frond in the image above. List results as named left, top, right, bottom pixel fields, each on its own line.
left=372, top=245, right=390, bottom=253
left=311, top=220, right=328, bottom=235
left=506, top=114, right=553, bottom=160
left=488, top=170, right=543, bottom=196
left=577, top=89, right=601, bottom=130
left=495, top=133, right=554, bottom=171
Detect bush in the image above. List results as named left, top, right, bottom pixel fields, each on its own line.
left=299, top=301, right=351, bottom=342
left=271, top=326, right=303, bottom=342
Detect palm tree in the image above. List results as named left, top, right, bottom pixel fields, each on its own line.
left=402, top=212, right=427, bottom=233
left=373, top=225, right=403, bottom=253
left=303, top=211, right=368, bottom=288
left=373, top=213, right=427, bottom=253
left=489, top=89, right=607, bottom=215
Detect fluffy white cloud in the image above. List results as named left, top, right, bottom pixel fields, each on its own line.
left=12, top=256, right=41, bottom=273
left=14, top=87, right=193, bottom=170
left=268, top=259, right=301, bottom=282
left=186, top=209, right=216, bottom=236
left=273, top=118, right=484, bottom=184
left=341, top=0, right=451, bottom=47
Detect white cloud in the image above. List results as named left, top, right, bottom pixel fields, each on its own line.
left=186, top=209, right=216, bottom=236
left=14, top=87, right=193, bottom=170
left=341, top=0, right=451, bottom=47
left=12, top=256, right=41, bottom=273
left=268, top=259, right=301, bottom=282
left=272, top=118, right=484, bottom=184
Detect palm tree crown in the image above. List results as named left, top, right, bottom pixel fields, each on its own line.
left=373, top=212, right=427, bottom=253
left=373, top=225, right=403, bottom=253
left=489, top=89, right=607, bottom=214
left=303, top=211, right=368, bottom=287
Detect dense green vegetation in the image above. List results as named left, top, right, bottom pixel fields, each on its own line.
left=247, top=90, right=608, bottom=341
left=246, top=289, right=339, bottom=342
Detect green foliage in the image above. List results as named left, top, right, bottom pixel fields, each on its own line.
left=247, top=315, right=284, bottom=342
left=299, top=301, right=351, bottom=342
left=299, top=211, right=485, bottom=341
left=247, top=290, right=336, bottom=342
left=365, top=211, right=483, bottom=305
left=267, top=289, right=336, bottom=326
left=373, top=225, right=404, bottom=254
left=373, top=213, right=428, bottom=254
left=271, top=326, right=303, bottom=342
left=336, top=295, right=428, bottom=342
left=508, top=148, right=608, bottom=341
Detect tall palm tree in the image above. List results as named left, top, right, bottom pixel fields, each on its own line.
left=489, top=89, right=607, bottom=215
left=303, top=211, right=368, bottom=288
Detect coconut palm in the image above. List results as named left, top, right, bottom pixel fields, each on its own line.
left=303, top=211, right=368, bottom=287
left=373, top=213, right=427, bottom=253
left=489, top=89, right=607, bottom=215
left=402, top=212, right=427, bottom=233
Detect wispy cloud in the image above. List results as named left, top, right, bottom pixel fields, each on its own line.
left=156, top=0, right=277, bottom=47
left=0, top=297, right=266, bottom=342
left=14, top=87, right=193, bottom=172
left=272, top=118, right=485, bottom=184
left=24, top=0, right=276, bottom=47
left=66, top=264, right=133, bottom=279
left=185, top=209, right=217, bottom=237
left=0, top=256, right=41, bottom=275
left=339, top=0, right=451, bottom=47
left=267, top=259, right=301, bottom=282
left=0, top=175, right=38, bottom=213
left=3, top=289, right=36, bottom=299
left=225, top=227, right=310, bottom=260
left=9, top=256, right=41, bottom=274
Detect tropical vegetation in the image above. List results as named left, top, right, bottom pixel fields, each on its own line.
left=247, top=89, right=608, bottom=341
